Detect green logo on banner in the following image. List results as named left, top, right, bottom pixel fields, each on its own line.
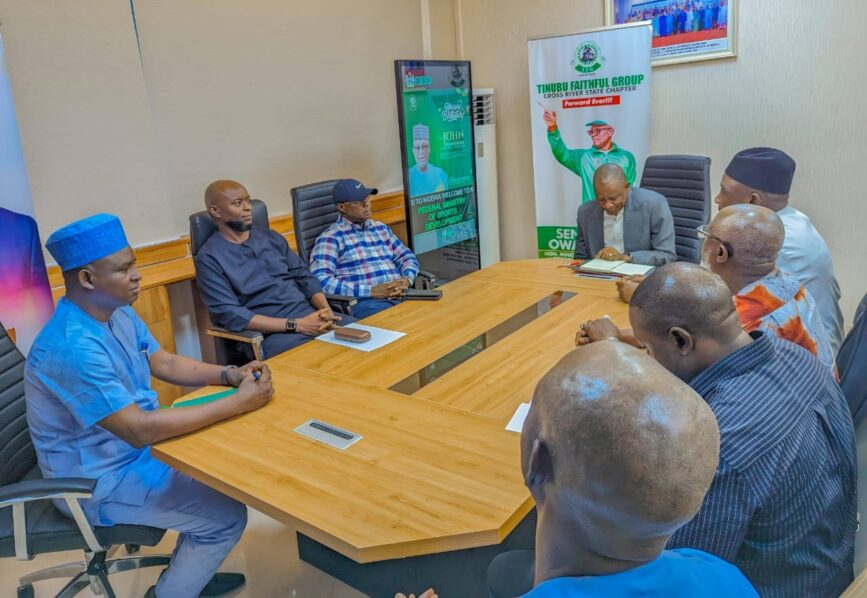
left=572, top=41, right=604, bottom=74
left=537, top=226, right=578, bottom=259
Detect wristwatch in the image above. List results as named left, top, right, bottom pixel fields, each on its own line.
left=220, top=365, right=238, bottom=387
left=285, top=318, right=297, bottom=333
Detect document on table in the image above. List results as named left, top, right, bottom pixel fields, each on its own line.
left=578, top=259, right=654, bottom=277
left=314, top=323, right=405, bottom=352
left=506, top=402, right=531, bottom=433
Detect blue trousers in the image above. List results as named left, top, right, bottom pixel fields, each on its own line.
left=96, top=463, right=247, bottom=598
left=352, top=298, right=401, bottom=319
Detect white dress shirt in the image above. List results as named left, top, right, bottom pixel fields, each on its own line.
left=603, top=210, right=625, bottom=253
left=776, top=205, right=844, bottom=355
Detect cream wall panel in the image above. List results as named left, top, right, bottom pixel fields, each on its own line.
left=133, top=0, right=422, bottom=225
left=451, top=0, right=867, bottom=321
left=0, top=0, right=171, bottom=248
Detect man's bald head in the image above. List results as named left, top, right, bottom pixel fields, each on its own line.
left=523, top=341, right=719, bottom=565
left=204, top=180, right=252, bottom=233
left=628, top=263, right=748, bottom=381
left=709, top=204, right=784, bottom=267
left=593, top=163, right=627, bottom=187
left=593, top=164, right=630, bottom=216
left=204, top=180, right=247, bottom=209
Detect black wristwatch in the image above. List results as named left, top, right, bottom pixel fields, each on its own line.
left=220, top=365, right=238, bottom=387
left=285, top=318, right=297, bottom=333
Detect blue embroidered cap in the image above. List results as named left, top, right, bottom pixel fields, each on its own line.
left=46, top=213, right=130, bottom=271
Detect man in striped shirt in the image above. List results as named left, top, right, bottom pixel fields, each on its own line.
left=580, top=263, right=856, bottom=596
left=310, top=179, right=420, bottom=319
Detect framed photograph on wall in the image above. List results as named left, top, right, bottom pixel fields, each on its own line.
left=605, top=0, right=737, bottom=66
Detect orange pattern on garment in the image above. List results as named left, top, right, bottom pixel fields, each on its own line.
left=775, top=315, right=819, bottom=356
left=734, top=284, right=786, bottom=333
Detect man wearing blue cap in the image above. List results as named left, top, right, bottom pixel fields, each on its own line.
left=195, top=180, right=344, bottom=358
left=25, top=214, right=275, bottom=597
left=408, top=124, right=449, bottom=197
left=716, top=147, right=844, bottom=355
left=541, top=109, right=636, bottom=203
left=309, top=179, right=420, bottom=319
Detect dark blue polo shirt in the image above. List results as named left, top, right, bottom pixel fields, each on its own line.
left=669, top=331, right=857, bottom=597
left=194, top=226, right=322, bottom=331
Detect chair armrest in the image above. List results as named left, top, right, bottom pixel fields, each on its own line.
left=0, top=477, right=103, bottom=559
left=325, top=293, right=357, bottom=316
left=206, top=327, right=264, bottom=344
left=0, top=477, right=95, bottom=507
left=325, top=293, right=357, bottom=305
left=416, top=270, right=437, bottom=290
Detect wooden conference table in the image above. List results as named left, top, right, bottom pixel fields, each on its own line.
left=152, top=259, right=629, bottom=596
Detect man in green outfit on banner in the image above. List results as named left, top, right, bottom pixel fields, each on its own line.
left=542, top=107, right=637, bottom=203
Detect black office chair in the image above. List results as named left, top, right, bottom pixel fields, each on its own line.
left=190, top=199, right=355, bottom=365
left=639, top=155, right=712, bottom=264
left=0, top=322, right=169, bottom=598
left=837, top=293, right=867, bottom=426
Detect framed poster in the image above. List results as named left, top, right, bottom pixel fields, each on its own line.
left=394, top=60, right=481, bottom=282
left=605, top=0, right=737, bottom=66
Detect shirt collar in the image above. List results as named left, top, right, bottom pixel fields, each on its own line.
left=689, top=331, right=772, bottom=396
left=590, top=142, right=621, bottom=155
left=335, top=214, right=367, bottom=231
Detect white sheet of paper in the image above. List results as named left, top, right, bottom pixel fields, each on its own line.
left=506, top=402, right=531, bottom=433
left=314, top=323, right=406, bottom=352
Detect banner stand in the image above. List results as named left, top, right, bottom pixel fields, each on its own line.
left=528, top=23, right=653, bottom=258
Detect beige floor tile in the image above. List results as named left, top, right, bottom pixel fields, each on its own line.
left=0, top=508, right=368, bottom=598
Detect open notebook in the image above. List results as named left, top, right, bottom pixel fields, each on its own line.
left=578, top=259, right=654, bottom=277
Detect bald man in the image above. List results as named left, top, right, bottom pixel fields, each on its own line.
left=488, top=341, right=757, bottom=598
left=717, top=147, right=844, bottom=355
left=573, top=164, right=676, bottom=266
left=195, top=181, right=344, bottom=359
left=701, top=204, right=835, bottom=375
left=577, top=263, right=856, bottom=597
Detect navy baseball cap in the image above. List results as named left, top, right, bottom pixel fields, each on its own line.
left=332, top=179, right=378, bottom=204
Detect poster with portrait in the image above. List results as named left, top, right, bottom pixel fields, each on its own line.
left=0, top=34, right=53, bottom=354
left=528, top=23, right=652, bottom=258
left=394, top=60, right=480, bottom=281
left=606, top=0, right=737, bottom=66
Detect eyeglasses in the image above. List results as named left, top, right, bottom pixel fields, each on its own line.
left=696, top=224, right=734, bottom=257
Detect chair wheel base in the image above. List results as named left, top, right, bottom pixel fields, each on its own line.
left=17, top=584, right=34, bottom=598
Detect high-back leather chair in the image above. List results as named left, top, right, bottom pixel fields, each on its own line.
left=290, top=180, right=341, bottom=264
left=640, top=155, right=712, bottom=264
left=189, top=200, right=269, bottom=364
left=0, top=322, right=169, bottom=598
left=838, top=293, right=867, bottom=425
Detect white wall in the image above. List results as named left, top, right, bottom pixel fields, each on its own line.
left=1, top=0, right=423, bottom=247
left=0, top=0, right=172, bottom=248
left=448, top=0, right=867, bottom=322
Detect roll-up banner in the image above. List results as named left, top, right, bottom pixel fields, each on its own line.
left=0, top=34, right=53, bottom=354
left=394, top=60, right=481, bottom=282
left=528, top=23, right=652, bottom=258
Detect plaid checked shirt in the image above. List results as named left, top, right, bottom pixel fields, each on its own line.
left=309, top=215, right=419, bottom=298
